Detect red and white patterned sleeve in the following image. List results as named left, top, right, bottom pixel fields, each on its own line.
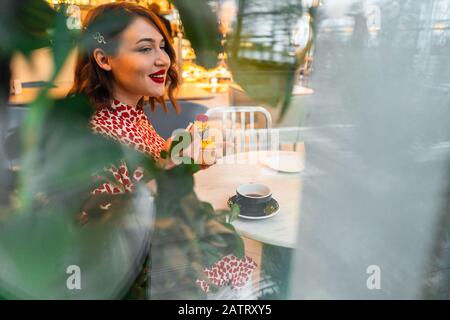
left=91, top=160, right=145, bottom=196
left=195, top=255, right=257, bottom=293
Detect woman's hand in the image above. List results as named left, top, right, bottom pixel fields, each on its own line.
left=184, top=122, right=216, bottom=170
left=183, top=122, right=212, bottom=170
left=160, top=122, right=205, bottom=170
left=163, top=123, right=234, bottom=170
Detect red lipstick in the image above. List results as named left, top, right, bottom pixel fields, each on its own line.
left=149, top=69, right=166, bottom=84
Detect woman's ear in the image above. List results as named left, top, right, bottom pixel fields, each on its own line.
left=93, top=48, right=112, bottom=71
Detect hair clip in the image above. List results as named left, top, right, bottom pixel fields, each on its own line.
left=93, top=32, right=107, bottom=44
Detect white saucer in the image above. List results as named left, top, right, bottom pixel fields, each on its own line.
left=260, top=151, right=305, bottom=173
left=239, top=209, right=280, bottom=220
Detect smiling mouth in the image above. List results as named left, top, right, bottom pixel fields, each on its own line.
left=149, top=70, right=165, bottom=84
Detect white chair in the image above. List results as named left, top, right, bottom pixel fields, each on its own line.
left=206, top=106, right=273, bottom=156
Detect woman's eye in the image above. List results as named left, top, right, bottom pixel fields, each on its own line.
left=139, top=48, right=152, bottom=53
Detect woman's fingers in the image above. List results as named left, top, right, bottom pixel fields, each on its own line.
left=186, top=122, right=194, bottom=133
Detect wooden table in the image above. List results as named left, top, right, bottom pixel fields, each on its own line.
left=194, top=150, right=302, bottom=249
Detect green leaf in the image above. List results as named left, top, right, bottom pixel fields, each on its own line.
left=233, top=234, right=245, bottom=260
left=172, top=0, right=221, bottom=68
left=217, top=221, right=245, bottom=259
left=18, top=94, right=127, bottom=211
left=229, top=203, right=240, bottom=222
left=50, top=5, right=78, bottom=83
left=226, top=0, right=304, bottom=116
left=0, top=0, right=55, bottom=57
left=155, top=164, right=196, bottom=217
left=199, top=242, right=224, bottom=266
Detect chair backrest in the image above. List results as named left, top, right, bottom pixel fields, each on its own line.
left=257, top=126, right=305, bottom=152
left=206, top=106, right=272, bottom=156
left=145, top=101, right=208, bottom=140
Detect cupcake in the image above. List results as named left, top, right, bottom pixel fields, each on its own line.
left=194, top=114, right=209, bottom=140
left=199, top=138, right=217, bottom=165
left=194, top=114, right=216, bottom=165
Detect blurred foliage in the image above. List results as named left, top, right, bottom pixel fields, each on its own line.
left=148, top=143, right=244, bottom=299
left=0, top=93, right=150, bottom=299
left=226, top=0, right=304, bottom=117
left=150, top=173, right=244, bottom=299
left=19, top=94, right=123, bottom=209
left=171, top=0, right=221, bottom=68
left=0, top=0, right=55, bottom=59
left=227, top=59, right=298, bottom=117
left=0, top=0, right=56, bottom=206
left=0, top=0, right=246, bottom=299
left=170, top=0, right=305, bottom=117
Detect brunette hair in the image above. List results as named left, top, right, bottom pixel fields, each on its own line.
left=68, top=2, right=179, bottom=113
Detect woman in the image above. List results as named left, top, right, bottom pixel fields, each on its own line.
left=70, top=2, right=178, bottom=169
left=69, top=3, right=256, bottom=299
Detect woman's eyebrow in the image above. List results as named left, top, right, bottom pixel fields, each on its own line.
left=136, top=38, right=164, bottom=45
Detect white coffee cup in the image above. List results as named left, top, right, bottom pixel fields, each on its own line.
left=236, top=183, right=272, bottom=206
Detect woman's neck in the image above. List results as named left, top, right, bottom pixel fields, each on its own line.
left=113, top=87, right=142, bottom=108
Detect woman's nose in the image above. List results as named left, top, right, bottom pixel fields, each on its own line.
left=155, top=50, right=169, bottom=67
